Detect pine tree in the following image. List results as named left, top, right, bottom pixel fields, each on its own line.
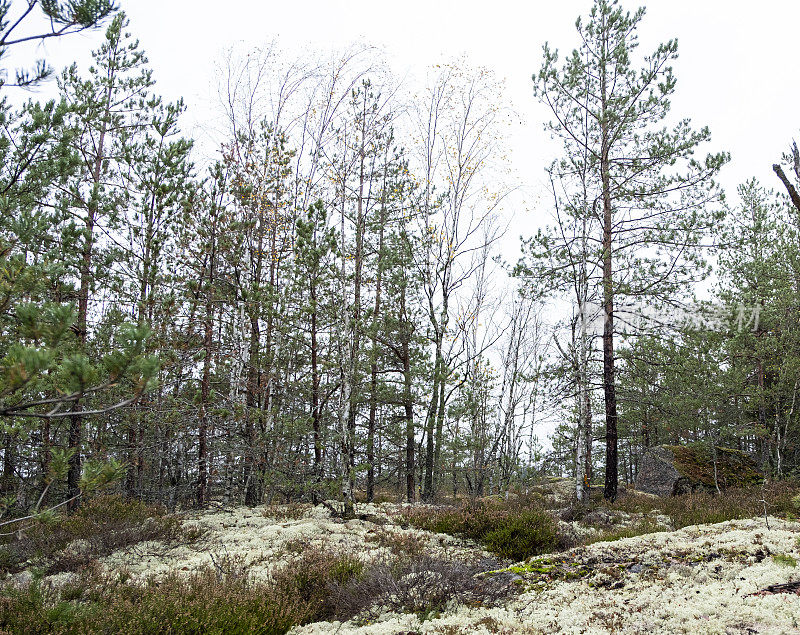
left=717, top=181, right=800, bottom=475
left=293, top=199, right=337, bottom=501
left=531, top=0, right=727, bottom=500
left=53, top=13, right=163, bottom=502
left=0, top=0, right=116, bottom=89
left=0, top=8, right=159, bottom=511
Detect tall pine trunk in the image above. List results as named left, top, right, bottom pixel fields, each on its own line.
left=600, top=35, right=618, bottom=500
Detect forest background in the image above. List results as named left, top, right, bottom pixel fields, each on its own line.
left=2, top=0, right=800, bottom=515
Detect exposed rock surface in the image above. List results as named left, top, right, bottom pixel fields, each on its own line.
left=635, top=444, right=763, bottom=497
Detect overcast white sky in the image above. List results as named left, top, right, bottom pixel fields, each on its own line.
left=19, top=0, right=800, bottom=216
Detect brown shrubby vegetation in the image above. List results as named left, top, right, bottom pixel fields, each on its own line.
left=0, top=495, right=186, bottom=576
left=329, top=555, right=515, bottom=621
left=1, top=481, right=799, bottom=633
left=364, top=526, right=426, bottom=559
left=400, top=496, right=565, bottom=561
left=0, top=540, right=519, bottom=633
left=398, top=482, right=800, bottom=556
left=609, top=481, right=800, bottom=529
left=1, top=565, right=311, bottom=634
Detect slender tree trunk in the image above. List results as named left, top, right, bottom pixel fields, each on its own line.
left=433, top=354, right=446, bottom=496
left=402, top=292, right=415, bottom=504
left=197, top=298, right=213, bottom=506
left=243, top=185, right=267, bottom=506
left=366, top=222, right=384, bottom=502
left=583, top=369, right=593, bottom=487
left=68, top=205, right=94, bottom=507
left=601, top=184, right=618, bottom=501
left=39, top=419, right=50, bottom=507
left=600, top=27, right=619, bottom=502
left=404, top=352, right=415, bottom=504
left=576, top=305, right=592, bottom=503
left=366, top=157, right=389, bottom=502
left=244, top=310, right=262, bottom=506
left=423, top=353, right=439, bottom=500
left=68, top=58, right=118, bottom=507
left=756, top=355, right=768, bottom=471
left=196, top=200, right=219, bottom=507
left=258, top=222, right=279, bottom=503
left=575, top=395, right=588, bottom=502
left=346, top=105, right=368, bottom=494
left=310, top=284, right=322, bottom=502
left=1, top=434, right=15, bottom=498
left=124, top=424, right=137, bottom=496
left=338, top=158, right=355, bottom=519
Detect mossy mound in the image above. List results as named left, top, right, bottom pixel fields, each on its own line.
left=667, top=444, right=763, bottom=490
left=635, top=444, right=763, bottom=496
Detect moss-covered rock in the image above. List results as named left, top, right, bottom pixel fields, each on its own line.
left=634, top=444, right=763, bottom=496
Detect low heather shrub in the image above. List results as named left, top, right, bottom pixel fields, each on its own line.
left=0, top=546, right=364, bottom=634
left=611, top=481, right=800, bottom=529
left=330, top=555, right=514, bottom=620
left=364, top=527, right=426, bottom=559
left=0, top=494, right=184, bottom=575
left=0, top=568, right=307, bottom=634
left=0, top=545, right=517, bottom=633
left=402, top=502, right=561, bottom=561
left=481, top=511, right=559, bottom=561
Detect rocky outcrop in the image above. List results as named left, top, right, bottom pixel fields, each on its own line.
left=634, top=444, right=763, bottom=496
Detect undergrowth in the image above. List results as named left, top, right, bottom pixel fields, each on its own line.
left=403, top=481, right=800, bottom=560
left=609, top=481, right=800, bottom=529
left=3, top=481, right=798, bottom=632
left=0, top=546, right=516, bottom=634
left=401, top=497, right=564, bottom=561
left=0, top=495, right=187, bottom=576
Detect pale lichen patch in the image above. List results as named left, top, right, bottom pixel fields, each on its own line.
left=293, top=517, right=800, bottom=634
left=99, top=502, right=489, bottom=583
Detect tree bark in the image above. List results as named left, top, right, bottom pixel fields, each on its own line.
left=401, top=283, right=415, bottom=504
left=773, top=164, right=800, bottom=213
left=197, top=290, right=214, bottom=507
left=600, top=25, right=619, bottom=502
left=310, top=280, right=322, bottom=502
left=366, top=184, right=386, bottom=502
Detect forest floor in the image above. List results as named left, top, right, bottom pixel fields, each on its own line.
left=295, top=514, right=800, bottom=634
left=2, top=481, right=800, bottom=633
left=109, top=500, right=800, bottom=633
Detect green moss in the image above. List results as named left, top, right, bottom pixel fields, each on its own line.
left=504, top=558, right=557, bottom=575
left=772, top=554, right=797, bottom=568
left=499, top=557, right=593, bottom=586
left=664, top=444, right=763, bottom=489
